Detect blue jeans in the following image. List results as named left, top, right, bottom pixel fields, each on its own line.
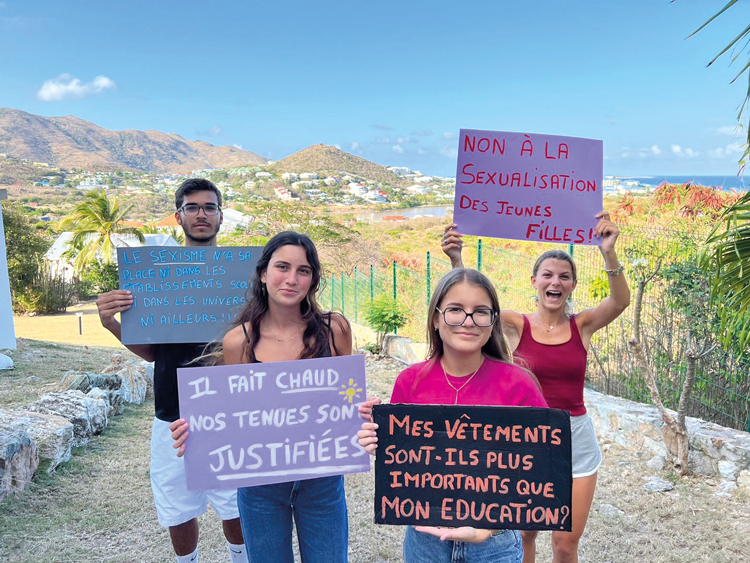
left=403, top=526, right=523, bottom=563
left=237, top=475, right=348, bottom=563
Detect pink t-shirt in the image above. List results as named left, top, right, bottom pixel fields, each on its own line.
left=390, top=357, right=548, bottom=408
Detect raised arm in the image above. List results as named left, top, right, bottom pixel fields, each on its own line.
left=96, top=290, right=155, bottom=362
left=577, top=212, right=631, bottom=339
left=441, top=223, right=465, bottom=269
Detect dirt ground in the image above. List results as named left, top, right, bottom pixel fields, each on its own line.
left=2, top=318, right=749, bottom=562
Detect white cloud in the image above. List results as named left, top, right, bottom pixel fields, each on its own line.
left=417, top=148, right=426, bottom=154
left=708, top=142, right=743, bottom=159
left=37, top=74, right=116, bottom=101
left=651, top=145, right=661, bottom=155
left=440, top=147, right=458, bottom=158
left=412, top=130, right=433, bottom=137
left=333, top=144, right=342, bottom=150
left=0, top=3, right=7, bottom=8
left=375, top=136, right=391, bottom=144
left=442, top=132, right=457, bottom=140
left=396, top=136, right=412, bottom=144
left=717, top=125, right=741, bottom=137
left=350, top=141, right=360, bottom=151
left=671, top=145, right=699, bottom=158
left=392, top=145, right=405, bottom=154
left=232, top=143, right=243, bottom=150
left=208, top=125, right=223, bottom=136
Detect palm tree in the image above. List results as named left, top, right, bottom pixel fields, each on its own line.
left=694, top=2, right=750, bottom=351
left=689, top=0, right=750, bottom=168
left=60, top=188, right=145, bottom=272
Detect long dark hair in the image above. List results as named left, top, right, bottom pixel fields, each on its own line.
left=232, top=231, right=338, bottom=361
left=426, top=268, right=512, bottom=363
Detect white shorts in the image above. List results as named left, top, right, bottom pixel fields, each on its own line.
left=150, top=418, right=239, bottom=527
left=571, top=414, right=602, bottom=479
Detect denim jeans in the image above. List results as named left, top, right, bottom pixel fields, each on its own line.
left=403, top=526, right=523, bottom=563
left=237, top=475, right=348, bottom=563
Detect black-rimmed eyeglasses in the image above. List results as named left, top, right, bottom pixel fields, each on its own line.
left=178, top=203, right=221, bottom=216
left=436, top=306, right=497, bottom=327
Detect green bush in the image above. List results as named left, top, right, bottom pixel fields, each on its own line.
left=12, top=263, right=77, bottom=315
left=364, top=295, right=408, bottom=352
left=80, top=260, right=119, bottom=295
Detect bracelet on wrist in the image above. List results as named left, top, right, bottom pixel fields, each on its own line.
left=604, top=261, right=624, bottom=276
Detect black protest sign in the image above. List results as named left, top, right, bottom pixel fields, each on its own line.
left=118, top=246, right=261, bottom=344
left=372, top=404, right=572, bottom=531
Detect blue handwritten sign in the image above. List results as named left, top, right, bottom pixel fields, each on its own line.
left=117, top=246, right=261, bottom=344
left=177, top=354, right=369, bottom=490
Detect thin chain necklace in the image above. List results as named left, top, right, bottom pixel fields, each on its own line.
left=268, top=330, right=298, bottom=342
left=442, top=358, right=483, bottom=404
left=265, top=323, right=302, bottom=342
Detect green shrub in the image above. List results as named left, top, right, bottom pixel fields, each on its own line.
left=12, top=263, right=77, bottom=315
left=364, top=295, right=408, bottom=352
left=80, top=260, right=119, bottom=295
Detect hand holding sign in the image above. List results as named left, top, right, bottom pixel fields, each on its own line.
left=372, top=404, right=572, bottom=532
left=177, top=354, right=370, bottom=490
left=453, top=129, right=603, bottom=246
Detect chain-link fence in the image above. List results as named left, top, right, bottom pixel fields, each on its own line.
left=318, top=227, right=750, bottom=432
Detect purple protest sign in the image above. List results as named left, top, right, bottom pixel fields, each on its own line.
left=177, top=354, right=369, bottom=490
left=453, top=129, right=603, bottom=246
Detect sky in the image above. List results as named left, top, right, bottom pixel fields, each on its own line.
left=1, top=0, right=749, bottom=178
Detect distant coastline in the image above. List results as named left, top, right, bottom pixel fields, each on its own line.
left=605, top=174, right=748, bottom=194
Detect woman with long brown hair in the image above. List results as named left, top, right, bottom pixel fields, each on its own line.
left=171, top=231, right=352, bottom=563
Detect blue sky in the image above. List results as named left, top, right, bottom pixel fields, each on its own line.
left=1, top=1, right=748, bottom=177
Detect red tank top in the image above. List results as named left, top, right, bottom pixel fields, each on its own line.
left=513, top=315, right=588, bottom=415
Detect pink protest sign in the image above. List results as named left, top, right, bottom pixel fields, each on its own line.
left=177, top=354, right=369, bottom=490
left=453, top=129, right=603, bottom=245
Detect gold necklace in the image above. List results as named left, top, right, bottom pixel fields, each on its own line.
left=442, top=359, right=483, bottom=404
left=267, top=328, right=300, bottom=342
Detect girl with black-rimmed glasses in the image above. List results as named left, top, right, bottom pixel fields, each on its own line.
left=358, top=268, right=547, bottom=563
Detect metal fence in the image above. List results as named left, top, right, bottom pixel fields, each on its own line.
left=318, top=226, right=750, bottom=432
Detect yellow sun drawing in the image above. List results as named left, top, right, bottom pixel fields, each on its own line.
left=339, top=378, right=364, bottom=404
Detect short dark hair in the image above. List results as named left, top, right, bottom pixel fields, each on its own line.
left=174, top=178, right=223, bottom=210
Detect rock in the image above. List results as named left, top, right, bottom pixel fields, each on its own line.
left=718, top=480, right=737, bottom=494
left=737, top=470, right=750, bottom=491
left=139, top=361, right=154, bottom=398
left=113, top=362, right=149, bottom=405
left=644, top=477, right=674, bottom=493
left=63, top=372, right=91, bottom=393
left=87, top=387, right=124, bottom=416
left=718, top=460, right=739, bottom=481
left=646, top=456, right=666, bottom=471
left=0, top=354, right=13, bottom=370
left=62, top=372, right=122, bottom=394
left=0, top=429, right=38, bottom=501
left=25, top=391, right=108, bottom=446
left=599, top=503, right=625, bottom=517
left=0, top=409, right=74, bottom=474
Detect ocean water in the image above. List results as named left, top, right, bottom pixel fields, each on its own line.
left=611, top=175, right=748, bottom=191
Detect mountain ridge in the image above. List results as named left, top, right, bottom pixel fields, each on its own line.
left=0, top=108, right=268, bottom=174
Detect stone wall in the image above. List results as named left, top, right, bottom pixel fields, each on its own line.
left=585, top=388, right=750, bottom=490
